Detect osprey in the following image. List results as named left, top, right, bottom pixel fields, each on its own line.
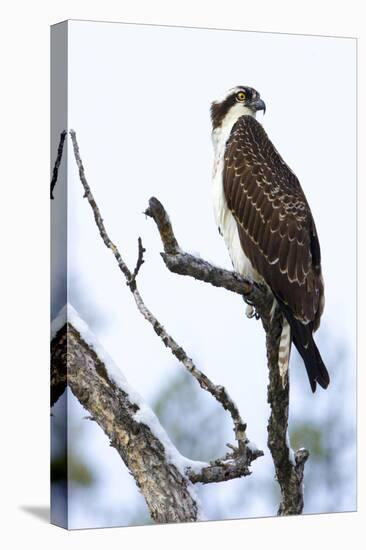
left=211, top=85, right=329, bottom=392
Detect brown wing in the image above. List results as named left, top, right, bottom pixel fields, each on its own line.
left=224, top=115, right=324, bottom=329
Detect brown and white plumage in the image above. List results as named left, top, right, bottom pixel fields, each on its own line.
left=211, top=86, right=329, bottom=392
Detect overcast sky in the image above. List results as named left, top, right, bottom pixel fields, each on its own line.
left=52, top=20, right=356, bottom=527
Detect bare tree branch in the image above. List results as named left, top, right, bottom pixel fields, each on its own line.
left=51, top=314, right=263, bottom=520
left=51, top=322, right=199, bottom=523
left=128, top=237, right=146, bottom=287
left=52, top=130, right=308, bottom=518
left=69, top=128, right=261, bottom=465
left=188, top=444, right=263, bottom=484
left=262, top=307, right=309, bottom=515
left=69, top=130, right=133, bottom=282
left=145, top=197, right=267, bottom=305
left=50, top=130, right=67, bottom=199
left=145, top=196, right=309, bottom=515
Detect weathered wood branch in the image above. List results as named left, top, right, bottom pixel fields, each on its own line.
left=145, top=196, right=309, bottom=515
left=188, top=444, right=263, bottom=484
left=145, top=197, right=268, bottom=308
left=261, top=308, right=309, bottom=515
left=50, top=130, right=66, bottom=199
left=51, top=317, right=263, bottom=520
left=69, top=129, right=260, bottom=462
left=51, top=322, right=199, bottom=523
left=51, top=129, right=307, bottom=519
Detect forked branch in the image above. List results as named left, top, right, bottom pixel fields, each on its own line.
left=51, top=129, right=308, bottom=519
left=145, top=197, right=309, bottom=515
left=68, top=129, right=262, bottom=470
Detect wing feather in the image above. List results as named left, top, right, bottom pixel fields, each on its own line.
left=223, top=115, right=324, bottom=327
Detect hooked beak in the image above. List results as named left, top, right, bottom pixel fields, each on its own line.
left=251, top=98, right=266, bottom=115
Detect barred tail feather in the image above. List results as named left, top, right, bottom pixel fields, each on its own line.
left=276, top=297, right=330, bottom=393
left=278, top=318, right=291, bottom=384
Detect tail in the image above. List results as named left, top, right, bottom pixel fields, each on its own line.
left=278, top=318, right=291, bottom=384
left=276, top=299, right=330, bottom=393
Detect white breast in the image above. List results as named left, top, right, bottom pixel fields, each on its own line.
left=212, top=114, right=261, bottom=283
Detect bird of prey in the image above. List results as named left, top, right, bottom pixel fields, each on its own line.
left=211, top=85, right=329, bottom=392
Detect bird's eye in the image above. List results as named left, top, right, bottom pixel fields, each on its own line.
left=236, top=91, right=246, bottom=102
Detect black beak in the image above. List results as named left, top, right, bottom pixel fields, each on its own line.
left=251, top=98, right=266, bottom=115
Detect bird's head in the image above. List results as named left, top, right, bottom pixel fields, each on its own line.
left=210, top=86, right=266, bottom=130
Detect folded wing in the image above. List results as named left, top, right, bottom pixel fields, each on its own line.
left=223, top=115, right=324, bottom=330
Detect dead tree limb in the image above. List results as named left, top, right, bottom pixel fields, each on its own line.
left=52, top=130, right=307, bottom=519
left=69, top=129, right=260, bottom=463
left=262, top=307, right=309, bottom=515
left=50, top=130, right=265, bottom=523
left=145, top=197, right=266, bottom=305
left=50, top=130, right=66, bottom=199
left=51, top=322, right=199, bottom=523
left=146, top=197, right=309, bottom=515
left=51, top=313, right=263, bottom=521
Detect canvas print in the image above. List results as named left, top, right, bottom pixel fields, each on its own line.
left=51, top=20, right=357, bottom=529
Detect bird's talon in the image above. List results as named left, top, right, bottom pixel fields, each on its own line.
left=246, top=304, right=256, bottom=319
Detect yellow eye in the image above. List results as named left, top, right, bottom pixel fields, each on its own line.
left=236, top=91, right=246, bottom=102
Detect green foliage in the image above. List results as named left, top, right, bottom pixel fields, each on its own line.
left=291, top=424, right=325, bottom=459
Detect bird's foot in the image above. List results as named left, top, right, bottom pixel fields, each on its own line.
left=246, top=304, right=255, bottom=318
left=246, top=304, right=260, bottom=320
